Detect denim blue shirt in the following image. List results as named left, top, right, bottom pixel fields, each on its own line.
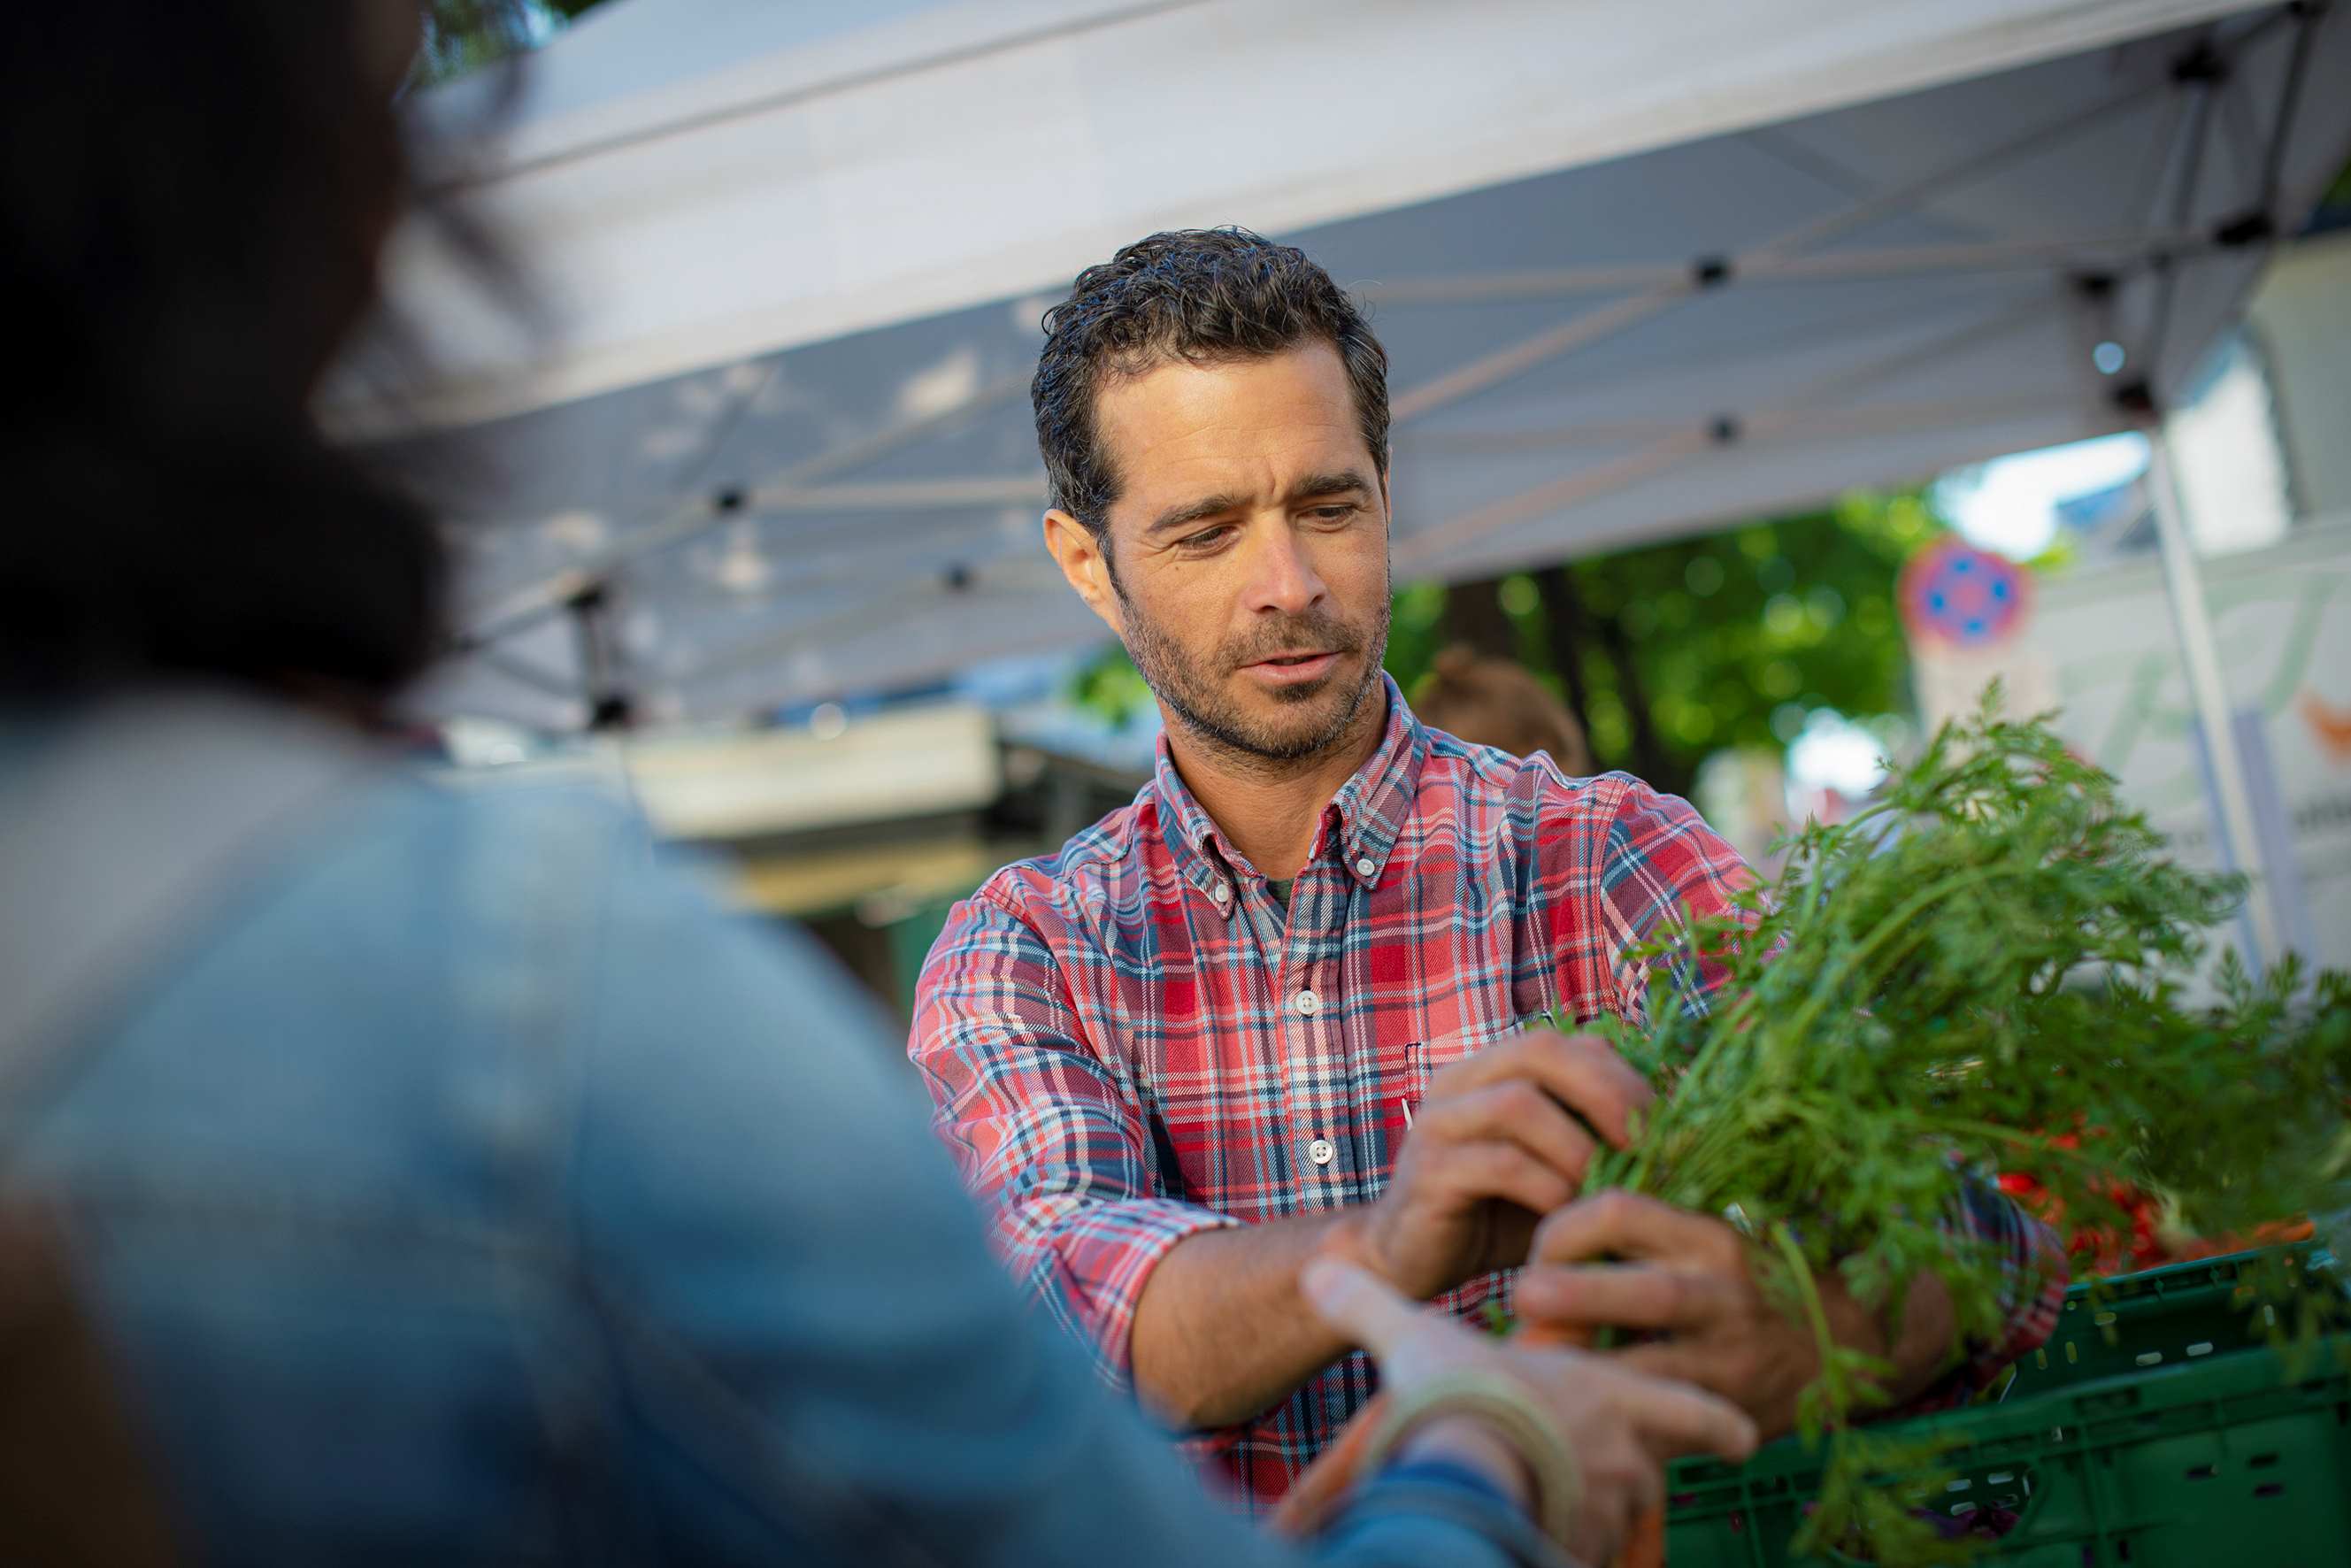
left=0, top=704, right=1563, bottom=1568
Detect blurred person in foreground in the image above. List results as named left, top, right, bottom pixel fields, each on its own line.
left=0, top=4, right=1758, bottom=1564
left=1410, top=646, right=1596, bottom=777
left=909, top=228, right=2066, bottom=1506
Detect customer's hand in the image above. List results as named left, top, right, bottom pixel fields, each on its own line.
left=1339, top=1029, right=1654, bottom=1301
left=1303, top=1257, right=1757, bottom=1564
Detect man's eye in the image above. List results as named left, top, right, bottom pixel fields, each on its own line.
left=1307, top=504, right=1358, bottom=524
left=1178, top=526, right=1234, bottom=550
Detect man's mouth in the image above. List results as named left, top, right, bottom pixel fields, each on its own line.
left=1242, top=649, right=1344, bottom=685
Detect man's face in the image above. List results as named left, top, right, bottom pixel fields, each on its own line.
left=1049, top=342, right=1392, bottom=766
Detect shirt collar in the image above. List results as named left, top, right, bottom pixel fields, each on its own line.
left=1150, top=673, right=1426, bottom=907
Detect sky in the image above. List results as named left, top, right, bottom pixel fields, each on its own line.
left=1931, top=333, right=2295, bottom=562
left=1933, top=432, right=2151, bottom=560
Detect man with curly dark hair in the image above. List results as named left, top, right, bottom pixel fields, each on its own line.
left=911, top=227, right=2065, bottom=1508
left=0, top=17, right=1758, bottom=1563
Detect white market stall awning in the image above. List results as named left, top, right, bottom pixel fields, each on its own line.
left=373, top=0, right=2351, bottom=730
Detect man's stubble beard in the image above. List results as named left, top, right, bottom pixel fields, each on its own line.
left=1113, top=566, right=1391, bottom=774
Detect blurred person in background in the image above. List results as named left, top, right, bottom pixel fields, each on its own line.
left=0, top=4, right=1756, bottom=1564
left=910, top=228, right=2063, bottom=1507
left=1410, top=646, right=1596, bottom=776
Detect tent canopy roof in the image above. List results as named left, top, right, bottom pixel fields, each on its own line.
left=383, top=0, right=2351, bottom=729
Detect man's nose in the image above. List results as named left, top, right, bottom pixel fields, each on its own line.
left=1242, top=521, right=1328, bottom=618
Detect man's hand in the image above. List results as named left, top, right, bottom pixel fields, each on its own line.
left=1334, top=1029, right=1654, bottom=1301
left=1132, top=1030, right=1655, bottom=1433
left=1516, top=1192, right=1961, bottom=1437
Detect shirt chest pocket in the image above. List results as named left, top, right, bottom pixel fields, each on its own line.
left=1385, top=1012, right=1525, bottom=1161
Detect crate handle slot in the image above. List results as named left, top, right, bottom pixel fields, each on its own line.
left=2255, top=1482, right=2287, bottom=1499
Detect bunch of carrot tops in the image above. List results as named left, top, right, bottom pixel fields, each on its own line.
left=1552, top=695, right=2351, bottom=1563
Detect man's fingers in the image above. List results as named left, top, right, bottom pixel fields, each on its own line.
left=1418, top=1080, right=1599, bottom=1188
left=1300, top=1258, right=1427, bottom=1358
left=1612, top=1341, right=1734, bottom=1403
left=1531, top=1190, right=1740, bottom=1268
left=1512, top=1032, right=1656, bottom=1149
left=1608, top=1370, right=1761, bottom=1464
left=1434, top=1032, right=1655, bottom=1149
left=1513, top=1262, right=1727, bottom=1334
left=1434, top=1142, right=1579, bottom=1225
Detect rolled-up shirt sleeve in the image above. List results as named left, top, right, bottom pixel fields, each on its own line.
left=910, top=888, right=1238, bottom=1388
left=1916, top=1176, right=2069, bottom=1407
left=1589, top=774, right=1758, bottom=1025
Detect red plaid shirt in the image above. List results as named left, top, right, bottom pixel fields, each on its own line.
left=910, top=679, right=2063, bottom=1505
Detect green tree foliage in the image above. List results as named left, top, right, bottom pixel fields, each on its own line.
left=411, top=0, right=614, bottom=87
left=1418, top=492, right=1951, bottom=795
left=2316, top=156, right=2351, bottom=228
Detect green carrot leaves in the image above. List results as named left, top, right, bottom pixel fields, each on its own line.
left=1547, top=693, right=2351, bottom=1563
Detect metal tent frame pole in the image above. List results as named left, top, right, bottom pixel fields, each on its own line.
left=457, top=370, right=1032, bottom=649
left=565, top=582, right=636, bottom=733
left=2126, top=1, right=2321, bottom=973
left=2144, top=420, right=2279, bottom=971
left=1398, top=294, right=2055, bottom=570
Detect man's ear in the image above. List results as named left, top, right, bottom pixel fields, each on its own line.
left=1043, top=509, right=1125, bottom=636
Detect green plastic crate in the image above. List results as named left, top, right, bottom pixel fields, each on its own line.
left=1663, top=1247, right=2351, bottom=1566
left=2007, top=1245, right=2338, bottom=1398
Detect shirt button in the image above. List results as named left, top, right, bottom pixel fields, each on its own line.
left=1210, top=881, right=1231, bottom=905
left=1354, top=856, right=1376, bottom=878
left=1308, top=1138, right=1335, bottom=1166
left=1294, top=988, right=1322, bottom=1017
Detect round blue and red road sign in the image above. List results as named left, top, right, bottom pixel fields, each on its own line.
left=1900, top=538, right=2029, bottom=649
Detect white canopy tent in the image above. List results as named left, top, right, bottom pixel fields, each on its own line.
left=373, top=0, right=2326, bottom=433
left=373, top=0, right=2351, bottom=957
left=378, top=0, right=2351, bottom=719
